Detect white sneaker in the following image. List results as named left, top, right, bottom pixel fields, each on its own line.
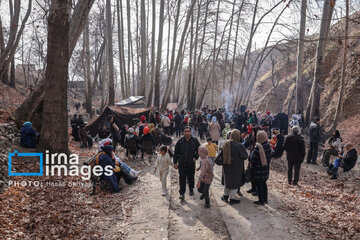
left=162, top=190, right=167, bottom=196
left=131, top=170, right=142, bottom=176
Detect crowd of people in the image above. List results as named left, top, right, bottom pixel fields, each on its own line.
left=19, top=106, right=358, bottom=206
left=75, top=107, right=356, bottom=207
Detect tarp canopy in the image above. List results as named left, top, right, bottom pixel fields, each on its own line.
left=167, top=103, right=178, bottom=111
left=115, top=96, right=146, bottom=108
left=85, top=106, right=150, bottom=137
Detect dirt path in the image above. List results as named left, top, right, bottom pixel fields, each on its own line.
left=211, top=163, right=308, bottom=240
left=114, top=154, right=230, bottom=240
left=96, top=141, right=309, bottom=240
left=167, top=166, right=230, bottom=240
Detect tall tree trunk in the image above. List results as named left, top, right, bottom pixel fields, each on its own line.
left=0, top=0, right=32, bottom=82
left=147, top=0, right=156, bottom=107
left=193, top=0, right=210, bottom=109
left=106, top=0, right=115, bottom=105
left=330, top=0, right=347, bottom=131
left=187, top=13, right=194, bottom=109
left=117, top=0, right=126, bottom=99
left=154, top=0, right=165, bottom=109
left=39, top=0, right=70, bottom=153
left=295, top=0, right=307, bottom=114
left=140, top=0, right=147, bottom=97
left=135, top=0, right=141, bottom=94
left=126, top=0, right=133, bottom=96
left=211, top=0, right=221, bottom=109
left=119, top=0, right=127, bottom=97
left=166, top=0, right=171, bottom=75
left=234, top=0, right=259, bottom=109
left=9, top=56, right=15, bottom=88
left=190, top=0, right=201, bottom=110
left=222, top=0, right=236, bottom=106
left=14, top=0, right=95, bottom=126
left=229, top=0, right=244, bottom=94
left=84, top=20, right=92, bottom=116
left=307, top=0, right=336, bottom=123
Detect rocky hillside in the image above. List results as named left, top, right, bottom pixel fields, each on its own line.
left=250, top=12, right=360, bottom=129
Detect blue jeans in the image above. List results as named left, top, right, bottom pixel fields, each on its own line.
left=120, top=162, right=132, bottom=173
left=334, top=158, right=341, bottom=169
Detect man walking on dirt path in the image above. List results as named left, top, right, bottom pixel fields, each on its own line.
left=173, top=126, right=200, bottom=200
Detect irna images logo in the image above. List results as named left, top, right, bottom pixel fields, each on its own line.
left=8, top=150, right=43, bottom=176
left=8, top=150, right=113, bottom=180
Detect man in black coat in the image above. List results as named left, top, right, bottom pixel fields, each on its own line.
left=284, top=126, right=306, bottom=185
left=271, top=131, right=284, bottom=159
left=307, top=117, right=321, bottom=165
left=173, top=126, right=200, bottom=200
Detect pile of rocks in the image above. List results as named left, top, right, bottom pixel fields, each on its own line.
left=0, top=122, right=19, bottom=192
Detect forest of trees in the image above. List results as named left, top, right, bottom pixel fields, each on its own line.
left=0, top=0, right=358, bottom=151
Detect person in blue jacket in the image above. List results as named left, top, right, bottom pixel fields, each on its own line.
left=98, top=145, right=121, bottom=193
left=20, top=122, right=38, bottom=148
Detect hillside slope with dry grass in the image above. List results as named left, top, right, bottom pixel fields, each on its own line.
left=248, top=12, right=360, bottom=148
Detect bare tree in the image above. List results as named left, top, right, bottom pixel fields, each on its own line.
left=117, top=0, right=126, bottom=99
left=229, top=0, right=245, bottom=91
left=222, top=0, right=237, bottom=106
left=147, top=0, right=156, bottom=106
left=39, top=0, right=71, bottom=153
left=154, top=0, right=165, bottom=109
left=140, top=0, right=147, bottom=96
left=0, top=0, right=32, bottom=83
left=83, top=20, right=92, bottom=115
left=295, top=0, right=307, bottom=114
left=126, top=0, right=133, bottom=96
left=306, top=0, right=336, bottom=124
left=211, top=0, right=221, bottom=109
left=106, top=0, right=115, bottom=105
left=14, top=0, right=96, bottom=126
left=330, top=0, right=347, bottom=131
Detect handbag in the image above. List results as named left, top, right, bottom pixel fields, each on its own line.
left=215, top=151, right=223, bottom=165
left=244, top=167, right=252, bottom=183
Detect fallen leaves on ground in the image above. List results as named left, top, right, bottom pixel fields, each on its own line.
left=269, top=159, right=360, bottom=240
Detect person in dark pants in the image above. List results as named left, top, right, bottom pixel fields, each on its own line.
left=197, top=146, right=214, bottom=208
left=246, top=125, right=262, bottom=196
left=284, top=126, right=306, bottom=185
left=249, top=131, right=272, bottom=205
left=70, top=114, right=80, bottom=141
left=307, top=117, right=321, bottom=165
left=174, top=112, right=183, bottom=138
left=173, top=126, right=200, bottom=200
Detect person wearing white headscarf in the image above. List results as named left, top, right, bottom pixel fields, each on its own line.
left=208, top=116, right=221, bottom=145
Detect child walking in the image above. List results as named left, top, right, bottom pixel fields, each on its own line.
left=154, top=145, right=173, bottom=196
left=197, top=145, right=214, bottom=208
left=205, top=137, right=218, bottom=169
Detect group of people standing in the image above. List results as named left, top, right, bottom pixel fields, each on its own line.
left=65, top=106, right=357, bottom=208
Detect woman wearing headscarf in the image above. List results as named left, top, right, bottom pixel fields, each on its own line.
left=217, top=129, right=248, bottom=204
left=249, top=131, right=272, bottom=205
left=321, top=130, right=343, bottom=167
left=208, top=116, right=221, bottom=145
left=20, top=122, right=39, bottom=148
left=222, top=123, right=232, bottom=140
